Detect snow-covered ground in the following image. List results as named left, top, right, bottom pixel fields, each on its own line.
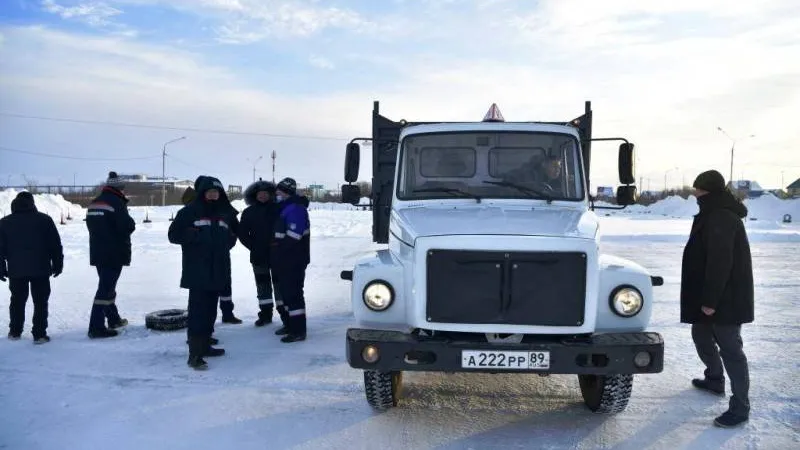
left=0, top=191, right=798, bottom=449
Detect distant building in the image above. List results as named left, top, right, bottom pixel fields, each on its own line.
left=596, top=186, right=614, bottom=199
left=727, top=179, right=764, bottom=198
left=787, top=178, right=800, bottom=198
left=116, top=174, right=194, bottom=190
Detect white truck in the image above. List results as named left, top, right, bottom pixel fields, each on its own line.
left=339, top=101, right=664, bottom=414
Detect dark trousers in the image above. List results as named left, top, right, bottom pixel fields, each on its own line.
left=253, top=264, right=287, bottom=324
left=692, top=323, right=750, bottom=417
left=89, top=266, right=123, bottom=331
left=187, top=289, right=219, bottom=339
left=8, top=277, right=50, bottom=338
left=218, top=284, right=234, bottom=319
left=277, top=265, right=307, bottom=335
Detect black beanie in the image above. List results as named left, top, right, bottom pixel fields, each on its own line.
left=693, top=170, right=726, bottom=193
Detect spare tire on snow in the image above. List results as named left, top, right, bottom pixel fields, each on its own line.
left=145, top=309, right=188, bottom=331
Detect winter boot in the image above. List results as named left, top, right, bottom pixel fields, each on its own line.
left=33, top=335, right=51, bottom=345
left=713, top=410, right=748, bottom=428
left=692, top=377, right=725, bottom=396
left=88, top=328, right=119, bottom=339
left=222, top=315, right=242, bottom=324
left=108, top=318, right=129, bottom=329
left=204, top=336, right=225, bottom=357
left=8, top=332, right=21, bottom=340
left=255, top=307, right=273, bottom=327
left=280, top=333, right=306, bottom=343
left=187, top=336, right=208, bottom=370
left=274, top=326, right=289, bottom=336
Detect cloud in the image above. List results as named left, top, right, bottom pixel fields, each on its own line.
left=2, top=0, right=800, bottom=189
left=308, top=55, right=334, bottom=70
left=42, top=0, right=123, bottom=27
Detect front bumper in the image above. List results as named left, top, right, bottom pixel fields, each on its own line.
left=346, top=329, right=663, bottom=375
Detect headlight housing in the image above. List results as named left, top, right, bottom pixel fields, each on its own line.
left=609, top=286, right=643, bottom=317
left=363, top=281, right=394, bottom=311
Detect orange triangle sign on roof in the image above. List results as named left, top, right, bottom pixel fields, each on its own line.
left=482, top=103, right=505, bottom=122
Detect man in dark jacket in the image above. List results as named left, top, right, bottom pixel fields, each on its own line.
left=187, top=177, right=243, bottom=325
left=168, top=176, right=238, bottom=370
left=271, top=177, right=311, bottom=343
left=0, top=192, right=63, bottom=343
left=681, top=169, right=753, bottom=428
left=239, top=179, right=284, bottom=327
left=85, top=171, right=136, bottom=339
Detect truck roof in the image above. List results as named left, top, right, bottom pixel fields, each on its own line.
left=399, top=122, right=581, bottom=139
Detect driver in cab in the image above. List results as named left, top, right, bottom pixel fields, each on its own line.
left=504, top=155, right=564, bottom=196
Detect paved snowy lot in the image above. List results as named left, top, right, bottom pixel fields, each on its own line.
left=0, top=205, right=798, bottom=450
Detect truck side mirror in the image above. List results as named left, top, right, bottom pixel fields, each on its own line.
left=345, top=142, right=360, bottom=183
left=616, top=185, right=638, bottom=206
left=618, top=143, right=635, bottom=185
left=341, top=184, right=361, bottom=205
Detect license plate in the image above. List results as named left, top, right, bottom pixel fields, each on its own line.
left=461, top=350, right=550, bottom=370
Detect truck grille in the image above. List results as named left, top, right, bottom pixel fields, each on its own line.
left=425, top=249, right=587, bottom=326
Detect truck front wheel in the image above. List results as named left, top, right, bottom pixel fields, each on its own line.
left=363, top=370, right=403, bottom=410
left=578, top=374, right=634, bottom=414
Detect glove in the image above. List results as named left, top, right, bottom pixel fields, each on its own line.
left=0, top=274, right=6, bottom=282
left=52, top=261, right=63, bottom=278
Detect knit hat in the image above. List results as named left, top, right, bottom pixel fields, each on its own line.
left=106, top=171, right=125, bottom=190
left=276, top=177, right=297, bottom=195
left=692, top=170, right=726, bottom=193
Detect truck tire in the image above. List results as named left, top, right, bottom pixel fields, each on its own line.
left=578, top=374, right=634, bottom=414
left=145, top=309, right=188, bottom=331
left=364, top=370, right=403, bottom=410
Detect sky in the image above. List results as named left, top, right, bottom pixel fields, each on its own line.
left=0, top=0, right=799, bottom=192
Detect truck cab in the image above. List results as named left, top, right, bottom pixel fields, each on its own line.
left=340, top=101, right=664, bottom=414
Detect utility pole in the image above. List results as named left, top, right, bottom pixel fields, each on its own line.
left=161, top=136, right=186, bottom=206
left=717, top=127, right=754, bottom=186
left=271, top=150, right=276, bottom=183
left=664, top=167, right=678, bottom=192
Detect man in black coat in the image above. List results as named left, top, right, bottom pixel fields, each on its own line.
left=85, top=172, right=136, bottom=339
left=681, top=170, right=754, bottom=428
left=168, top=176, right=238, bottom=370
left=0, top=192, right=63, bottom=343
left=238, top=179, right=284, bottom=327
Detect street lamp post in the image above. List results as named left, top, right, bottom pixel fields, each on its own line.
left=664, top=167, right=679, bottom=192
left=252, top=155, right=263, bottom=182
left=717, top=127, right=755, bottom=186
left=162, top=136, right=186, bottom=206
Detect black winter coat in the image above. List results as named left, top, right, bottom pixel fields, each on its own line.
left=168, top=176, right=239, bottom=291
left=680, top=190, right=754, bottom=325
left=239, top=181, right=280, bottom=265
left=85, top=186, right=136, bottom=267
left=0, top=194, right=63, bottom=279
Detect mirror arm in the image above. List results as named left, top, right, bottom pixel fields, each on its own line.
left=588, top=195, right=629, bottom=211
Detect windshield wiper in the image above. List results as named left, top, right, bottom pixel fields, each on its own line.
left=413, top=187, right=481, bottom=203
left=482, top=180, right=554, bottom=204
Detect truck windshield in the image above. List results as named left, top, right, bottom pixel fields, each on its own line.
left=396, top=131, right=585, bottom=201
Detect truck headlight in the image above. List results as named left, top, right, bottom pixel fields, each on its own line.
left=609, top=286, right=643, bottom=317
left=363, top=281, right=394, bottom=311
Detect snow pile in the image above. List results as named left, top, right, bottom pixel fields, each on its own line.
left=744, top=194, right=800, bottom=222
left=0, top=188, right=85, bottom=221
left=599, top=194, right=800, bottom=223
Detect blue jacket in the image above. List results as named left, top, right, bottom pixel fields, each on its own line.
left=85, top=186, right=136, bottom=267
left=271, top=195, right=310, bottom=268
left=168, top=176, right=239, bottom=290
